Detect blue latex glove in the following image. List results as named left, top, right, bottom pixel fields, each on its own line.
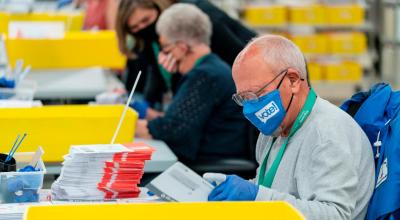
left=7, top=177, right=23, bottom=192
left=7, top=176, right=40, bottom=203
left=14, top=189, right=39, bottom=203
left=19, top=165, right=42, bottom=189
left=207, top=174, right=259, bottom=201
left=0, top=77, right=15, bottom=88
left=130, top=101, right=149, bottom=119
left=57, top=0, right=73, bottom=9
left=19, top=165, right=36, bottom=172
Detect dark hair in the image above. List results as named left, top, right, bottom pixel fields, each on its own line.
left=115, top=0, right=175, bottom=58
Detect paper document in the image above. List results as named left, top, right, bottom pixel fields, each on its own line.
left=146, top=162, right=214, bottom=202
left=51, top=143, right=154, bottom=201
left=8, top=22, right=65, bottom=39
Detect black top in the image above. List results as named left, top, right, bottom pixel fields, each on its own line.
left=183, top=0, right=257, bottom=65
left=147, top=53, right=248, bottom=162
left=124, top=0, right=257, bottom=106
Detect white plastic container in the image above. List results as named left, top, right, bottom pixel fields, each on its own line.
left=0, top=152, right=46, bottom=203
left=0, top=80, right=36, bottom=101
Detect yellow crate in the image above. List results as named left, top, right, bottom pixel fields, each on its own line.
left=326, top=5, right=365, bottom=25
left=244, top=5, right=287, bottom=26
left=5, top=31, right=127, bottom=69
left=0, top=11, right=84, bottom=34
left=0, top=13, right=8, bottom=34
left=289, top=4, right=326, bottom=25
left=291, top=34, right=328, bottom=55
left=26, top=202, right=305, bottom=220
left=328, top=32, right=367, bottom=55
left=307, top=62, right=323, bottom=81
left=324, top=61, right=362, bottom=81
left=0, top=105, right=137, bottom=162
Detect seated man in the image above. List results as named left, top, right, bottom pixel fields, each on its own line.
left=135, top=3, right=248, bottom=162
left=205, top=35, right=375, bottom=220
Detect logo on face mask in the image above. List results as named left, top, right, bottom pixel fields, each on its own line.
left=255, top=101, right=280, bottom=123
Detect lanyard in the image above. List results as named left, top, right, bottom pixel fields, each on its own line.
left=258, top=88, right=317, bottom=188
left=151, top=41, right=172, bottom=90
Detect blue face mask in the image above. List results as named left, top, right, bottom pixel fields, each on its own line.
left=243, top=90, right=289, bottom=136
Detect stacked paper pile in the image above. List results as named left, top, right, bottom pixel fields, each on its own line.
left=51, top=143, right=154, bottom=201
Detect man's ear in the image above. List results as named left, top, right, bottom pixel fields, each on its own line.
left=287, top=68, right=302, bottom=93
left=176, top=42, right=190, bottom=55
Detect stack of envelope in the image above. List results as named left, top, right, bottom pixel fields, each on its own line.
left=51, top=143, right=154, bottom=201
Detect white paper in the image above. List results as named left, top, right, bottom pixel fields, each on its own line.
left=146, top=162, right=214, bottom=202
left=52, top=144, right=149, bottom=201
left=70, top=144, right=131, bottom=154
left=8, top=21, right=65, bottom=39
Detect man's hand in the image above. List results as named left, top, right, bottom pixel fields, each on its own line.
left=204, top=174, right=259, bottom=201
left=146, top=108, right=164, bottom=121
left=158, top=52, right=178, bottom=73
left=135, top=120, right=153, bottom=140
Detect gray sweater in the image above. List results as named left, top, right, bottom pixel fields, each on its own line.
left=251, top=97, right=375, bottom=220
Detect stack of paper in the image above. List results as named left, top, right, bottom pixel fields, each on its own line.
left=51, top=143, right=154, bottom=201
left=0, top=202, right=52, bottom=220
left=0, top=190, right=52, bottom=220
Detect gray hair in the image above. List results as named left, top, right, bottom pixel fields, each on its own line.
left=156, top=3, right=212, bottom=46
left=243, top=35, right=307, bottom=79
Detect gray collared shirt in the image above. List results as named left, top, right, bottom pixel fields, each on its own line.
left=251, top=97, right=375, bottom=220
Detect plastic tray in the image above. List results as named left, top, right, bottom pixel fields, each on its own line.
left=0, top=152, right=46, bottom=203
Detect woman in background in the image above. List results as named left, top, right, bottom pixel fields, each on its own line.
left=116, top=0, right=257, bottom=116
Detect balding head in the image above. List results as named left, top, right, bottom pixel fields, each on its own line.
left=234, top=35, right=307, bottom=79
left=232, top=34, right=309, bottom=96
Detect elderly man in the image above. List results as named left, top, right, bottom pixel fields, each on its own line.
left=205, top=35, right=375, bottom=220
left=135, top=3, right=247, bottom=162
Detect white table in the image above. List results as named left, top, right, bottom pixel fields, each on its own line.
left=25, top=67, right=124, bottom=100
left=136, top=138, right=178, bottom=173
left=45, top=139, right=178, bottom=175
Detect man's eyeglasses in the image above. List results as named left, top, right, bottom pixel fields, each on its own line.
left=232, top=69, right=289, bottom=106
left=160, top=42, right=176, bottom=54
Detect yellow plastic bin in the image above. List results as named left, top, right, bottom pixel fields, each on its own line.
left=25, top=202, right=305, bottom=220
left=0, top=13, right=8, bottom=34
left=0, top=11, right=84, bottom=34
left=326, top=4, right=365, bottom=26
left=5, top=31, right=127, bottom=69
left=289, top=4, right=326, bottom=25
left=0, top=105, right=137, bottom=162
left=324, top=61, right=363, bottom=82
left=328, top=32, right=367, bottom=55
left=307, top=62, right=323, bottom=81
left=243, top=5, right=288, bottom=26
left=291, top=34, right=328, bottom=55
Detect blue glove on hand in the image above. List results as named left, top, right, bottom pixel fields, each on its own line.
left=57, top=0, right=73, bottom=9
left=130, top=101, right=149, bottom=119
left=205, top=174, right=259, bottom=201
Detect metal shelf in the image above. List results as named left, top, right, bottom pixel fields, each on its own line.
left=382, top=0, right=400, bottom=7
left=382, top=38, right=400, bottom=46
left=248, top=22, right=374, bottom=32
left=305, top=51, right=377, bottom=70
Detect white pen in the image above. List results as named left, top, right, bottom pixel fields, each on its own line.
left=18, top=65, right=31, bottom=83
